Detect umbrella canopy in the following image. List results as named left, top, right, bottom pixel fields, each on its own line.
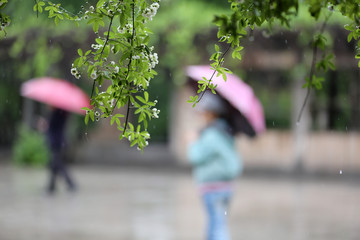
left=186, top=65, right=266, bottom=135
left=21, top=77, right=91, bottom=115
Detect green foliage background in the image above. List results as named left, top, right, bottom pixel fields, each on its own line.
left=12, top=124, right=49, bottom=167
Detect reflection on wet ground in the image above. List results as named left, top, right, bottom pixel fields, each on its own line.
left=0, top=164, right=359, bottom=240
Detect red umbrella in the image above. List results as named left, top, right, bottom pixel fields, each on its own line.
left=21, top=77, right=91, bottom=115
left=186, top=65, right=266, bottom=135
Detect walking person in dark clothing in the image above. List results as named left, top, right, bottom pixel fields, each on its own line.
left=46, top=108, right=76, bottom=194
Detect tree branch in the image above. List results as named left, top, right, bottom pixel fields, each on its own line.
left=297, top=12, right=332, bottom=123
left=197, top=44, right=232, bottom=103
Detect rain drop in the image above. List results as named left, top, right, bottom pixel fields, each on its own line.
left=296, top=121, right=300, bottom=126
left=339, top=170, right=343, bottom=175
left=224, top=211, right=227, bottom=215
left=272, top=121, right=275, bottom=126
left=285, top=39, right=288, bottom=44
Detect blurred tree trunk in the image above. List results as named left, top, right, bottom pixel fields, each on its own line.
left=327, top=71, right=338, bottom=129
left=350, top=70, right=360, bottom=131
left=292, top=77, right=311, bottom=172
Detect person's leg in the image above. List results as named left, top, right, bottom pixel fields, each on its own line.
left=57, top=150, right=76, bottom=191
left=47, top=150, right=60, bottom=194
left=202, top=190, right=232, bottom=240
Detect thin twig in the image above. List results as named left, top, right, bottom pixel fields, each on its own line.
left=123, top=97, right=131, bottom=135
left=121, top=0, right=135, bottom=134
left=197, top=44, right=232, bottom=103
left=297, top=12, right=332, bottom=123
left=100, top=15, right=114, bottom=59
left=90, top=79, right=96, bottom=99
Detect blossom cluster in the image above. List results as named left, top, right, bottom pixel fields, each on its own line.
left=0, top=21, right=9, bottom=31
left=91, top=44, right=103, bottom=50
left=70, top=65, right=81, bottom=79
left=117, top=23, right=132, bottom=34
left=142, top=2, right=160, bottom=21
left=152, top=108, right=160, bottom=118
left=90, top=70, right=98, bottom=80
left=135, top=132, right=150, bottom=151
left=148, top=52, right=159, bottom=69
left=131, top=45, right=158, bottom=70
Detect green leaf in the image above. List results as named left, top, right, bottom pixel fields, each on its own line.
left=344, top=24, right=354, bottom=31
left=93, top=22, right=99, bottom=33
left=136, top=96, right=146, bottom=104
left=97, top=0, right=106, bottom=8
left=115, top=118, right=121, bottom=127
left=78, top=49, right=83, bottom=56
left=130, top=139, right=138, bottom=147
left=54, top=16, right=59, bottom=25
left=90, top=111, right=95, bottom=121
left=85, top=114, right=89, bottom=125
left=222, top=73, right=227, bottom=81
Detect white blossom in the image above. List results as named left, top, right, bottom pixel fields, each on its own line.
left=114, top=66, right=119, bottom=73
left=71, top=68, right=78, bottom=75
left=152, top=108, right=160, bottom=118
left=117, top=26, right=125, bottom=34
left=148, top=52, right=159, bottom=69
left=125, top=23, right=132, bottom=30
left=91, top=44, right=102, bottom=50
left=142, top=7, right=156, bottom=21
left=91, top=71, right=98, bottom=79
left=150, top=3, right=160, bottom=11
left=118, top=23, right=132, bottom=34
left=71, top=67, right=81, bottom=79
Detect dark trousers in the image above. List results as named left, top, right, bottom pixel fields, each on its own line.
left=47, top=148, right=75, bottom=193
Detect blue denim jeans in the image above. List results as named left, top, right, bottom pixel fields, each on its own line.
left=202, top=189, right=232, bottom=240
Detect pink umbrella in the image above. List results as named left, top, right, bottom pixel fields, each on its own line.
left=21, top=77, right=91, bottom=115
left=186, top=65, right=266, bottom=135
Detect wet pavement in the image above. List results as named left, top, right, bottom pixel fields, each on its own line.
left=0, top=164, right=359, bottom=240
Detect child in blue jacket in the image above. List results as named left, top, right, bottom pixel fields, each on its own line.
left=188, top=93, right=242, bottom=240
